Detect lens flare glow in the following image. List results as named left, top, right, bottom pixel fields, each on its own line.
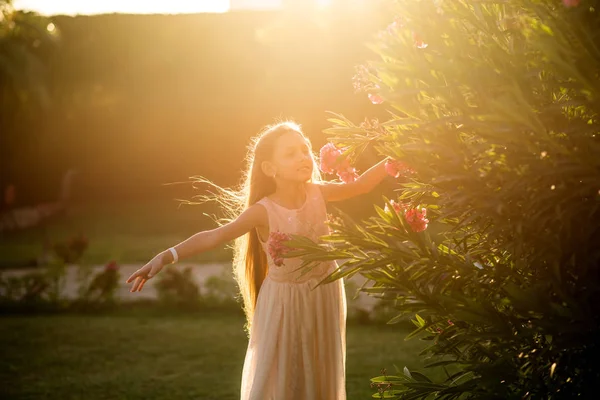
left=14, top=0, right=232, bottom=15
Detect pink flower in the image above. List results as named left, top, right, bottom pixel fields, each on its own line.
left=337, top=168, right=358, bottom=183
left=268, top=231, right=294, bottom=267
left=319, top=143, right=342, bottom=174
left=385, top=199, right=409, bottom=214
left=385, top=159, right=415, bottom=178
left=563, top=0, right=580, bottom=7
left=405, top=208, right=429, bottom=232
left=413, top=32, right=428, bottom=49
left=105, top=261, right=118, bottom=271
left=334, top=157, right=357, bottom=183
left=319, top=143, right=360, bottom=182
left=368, top=93, right=384, bottom=104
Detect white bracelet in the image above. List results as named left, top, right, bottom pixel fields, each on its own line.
left=168, top=247, right=179, bottom=264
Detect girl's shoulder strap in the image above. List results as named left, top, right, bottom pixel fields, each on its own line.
left=256, top=196, right=271, bottom=210
left=255, top=197, right=275, bottom=221
left=255, top=197, right=276, bottom=238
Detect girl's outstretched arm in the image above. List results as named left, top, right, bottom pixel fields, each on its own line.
left=319, top=158, right=390, bottom=202
left=159, top=204, right=266, bottom=264
left=126, top=204, right=267, bottom=292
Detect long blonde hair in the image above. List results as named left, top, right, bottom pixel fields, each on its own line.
left=191, top=121, right=321, bottom=336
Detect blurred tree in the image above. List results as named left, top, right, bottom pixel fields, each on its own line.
left=0, top=0, right=57, bottom=204
left=2, top=11, right=383, bottom=202
left=289, top=0, right=600, bottom=398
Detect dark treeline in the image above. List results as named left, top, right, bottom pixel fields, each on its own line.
left=10, top=7, right=389, bottom=204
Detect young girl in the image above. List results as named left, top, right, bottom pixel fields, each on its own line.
left=126, top=121, right=389, bottom=400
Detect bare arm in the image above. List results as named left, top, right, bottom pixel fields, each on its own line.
left=158, top=203, right=267, bottom=264
left=126, top=203, right=267, bottom=291
left=319, top=158, right=390, bottom=202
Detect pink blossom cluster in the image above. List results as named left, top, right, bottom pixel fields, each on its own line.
left=563, top=0, right=580, bottom=7
left=385, top=159, right=416, bottom=178
left=351, top=65, right=385, bottom=105
left=377, top=15, right=428, bottom=49
left=368, top=93, right=384, bottom=105
left=268, top=231, right=294, bottom=267
left=405, top=208, right=429, bottom=232
left=385, top=199, right=410, bottom=214
left=386, top=200, right=429, bottom=232
left=412, top=32, right=428, bottom=49
left=319, top=143, right=359, bottom=183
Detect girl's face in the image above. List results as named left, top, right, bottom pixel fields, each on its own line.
left=266, top=131, right=314, bottom=182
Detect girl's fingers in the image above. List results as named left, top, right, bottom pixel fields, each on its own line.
left=136, top=278, right=145, bottom=292
left=126, top=271, right=141, bottom=283
left=128, top=268, right=153, bottom=292
left=135, top=277, right=149, bottom=292
left=138, top=279, right=147, bottom=292
left=131, top=276, right=143, bottom=292
left=127, top=267, right=148, bottom=284
left=129, top=277, right=137, bottom=292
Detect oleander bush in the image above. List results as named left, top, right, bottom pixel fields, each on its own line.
left=289, top=1, right=600, bottom=398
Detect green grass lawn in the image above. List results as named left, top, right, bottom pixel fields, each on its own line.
left=0, top=312, right=444, bottom=399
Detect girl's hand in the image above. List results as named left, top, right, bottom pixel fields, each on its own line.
left=126, top=254, right=165, bottom=292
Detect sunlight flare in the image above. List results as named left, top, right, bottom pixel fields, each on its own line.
left=14, top=0, right=231, bottom=15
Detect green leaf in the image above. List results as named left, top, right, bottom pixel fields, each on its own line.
left=424, top=360, right=459, bottom=369
left=410, top=371, right=433, bottom=383
left=386, top=313, right=405, bottom=325
left=370, top=375, right=410, bottom=383
left=405, top=318, right=441, bottom=341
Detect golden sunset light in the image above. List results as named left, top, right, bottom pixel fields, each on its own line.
left=14, top=0, right=336, bottom=15
left=14, top=0, right=232, bottom=15
left=4, top=0, right=595, bottom=398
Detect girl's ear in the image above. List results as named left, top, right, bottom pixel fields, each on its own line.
left=261, top=161, right=276, bottom=178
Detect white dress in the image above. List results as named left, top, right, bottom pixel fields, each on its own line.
left=240, top=182, right=347, bottom=400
